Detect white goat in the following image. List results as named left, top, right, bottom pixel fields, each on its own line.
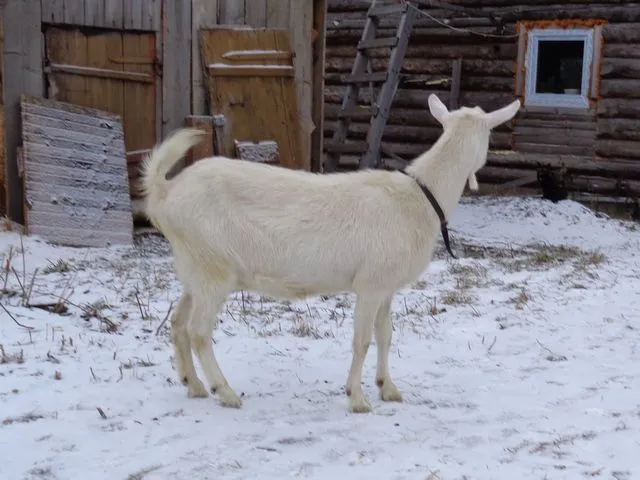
left=141, top=94, right=521, bottom=413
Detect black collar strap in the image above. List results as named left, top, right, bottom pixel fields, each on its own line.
left=400, top=170, right=457, bottom=259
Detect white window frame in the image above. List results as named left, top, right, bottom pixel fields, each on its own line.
left=524, top=27, right=594, bottom=108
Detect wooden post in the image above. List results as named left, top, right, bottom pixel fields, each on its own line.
left=449, top=57, right=462, bottom=110
left=191, top=0, right=218, bottom=115
left=311, top=0, right=327, bottom=173
left=162, top=0, right=191, bottom=137
left=2, top=0, right=43, bottom=223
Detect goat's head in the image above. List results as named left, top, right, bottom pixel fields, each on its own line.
left=427, top=94, right=521, bottom=191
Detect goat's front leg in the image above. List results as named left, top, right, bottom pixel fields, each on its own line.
left=375, top=296, right=402, bottom=402
left=188, top=289, right=242, bottom=408
left=171, top=292, right=208, bottom=398
left=345, top=295, right=379, bottom=413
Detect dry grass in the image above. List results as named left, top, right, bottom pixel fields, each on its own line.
left=0, top=344, right=24, bottom=364
left=510, top=288, right=530, bottom=310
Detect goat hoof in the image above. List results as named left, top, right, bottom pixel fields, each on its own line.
left=349, top=397, right=373, bottom=414
left=187, top=380, right=209, bottom=398
left=379, top=380, right=403, bottom=402
left=218, top=388, right=243, bottom=409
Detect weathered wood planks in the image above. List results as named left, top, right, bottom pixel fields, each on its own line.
left=20, top=95, right=133, bottom=247
left=200, top=27, right=306, bottom=170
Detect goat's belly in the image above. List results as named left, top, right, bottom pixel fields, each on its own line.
left=238, top=273, right=350, bottom=300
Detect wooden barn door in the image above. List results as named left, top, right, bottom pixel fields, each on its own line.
left=43, top=27, right=158, bottom=197
left=200, top=28, right=306, bottom=170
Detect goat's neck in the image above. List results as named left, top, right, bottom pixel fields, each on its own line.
left=406, top=128, right=483, bottom=220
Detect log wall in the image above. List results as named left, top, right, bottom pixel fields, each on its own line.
left=324, top=0, right=640, bottom=199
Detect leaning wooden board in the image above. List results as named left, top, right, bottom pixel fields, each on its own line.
left=20, top=95, right=133, bottom=247
left=199, top=27, right=307, bottom=170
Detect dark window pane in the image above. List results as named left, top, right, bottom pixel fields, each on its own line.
left=535, top=40, right=584, bottom=94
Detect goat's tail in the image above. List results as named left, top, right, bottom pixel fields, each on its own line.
left=140, top=128, right=206, bottom=200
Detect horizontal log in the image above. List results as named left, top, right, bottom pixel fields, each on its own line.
left=513, top=141, right=594, bottom=156
left=517, top=106, right=596, bottom=121
left=451, top=0, right=634, bottom=6
left=500, top=6, right=640, bottom=23
left=514, top=118, right=596, bottom=130
left=324, top=97, right=516, bottom=132
left=479, top=165, right=640, bottom=197
left=597, top=118, right=640, bottom=141
left=325, top=57, right=516, bottom=76
left=324, top=140, right=432, bottom=160
left=602, top=43, right=640, bottom=59
left=596, top=98, right=640, bottom=118
left=327, top=26, right=517, bottom=45
left=324, top=121, right=513, bottom=148
left=514, top=126, right=596, bottom=140
left=328, top=0, right=375, bottom=12
left=603, top=24, right=640, bottom=43
left=477, top=166, right=536, bottom=184
left=327, top=43, right=517, bottom=60
left=595, top=139, right=640, bottom=159
left=487, top=151, right=640, bottom=180
left=325, top=72, right=515, bottom=91
left=600, top=58, right=640, bottom=79
left=329, top=15, right=497, bottom=30
left=324, top=86, right=517, bottom=110
left=599, top=79, right=640, bottom=99
left=567, top=176, right=640, bottom=197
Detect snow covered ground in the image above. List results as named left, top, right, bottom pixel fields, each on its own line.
left=0, top=195, right=639, bottom=480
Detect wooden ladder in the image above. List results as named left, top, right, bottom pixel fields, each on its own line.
left=324, top=0, right=418, bottom=172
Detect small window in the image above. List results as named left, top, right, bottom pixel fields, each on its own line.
left=525, top=28, right=594, bottom=108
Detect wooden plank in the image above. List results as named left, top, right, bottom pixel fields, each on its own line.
left=20, top=95, right=133, bottom=247
left=146, top=0, right=163, bottom=31
left=63, top=0, right=85, bottom=25
left=191, top=0, right=219, bottom=115
left=104, top=0, right=124, bottom=29
left=163, top=0, right=192, bottom=137
left=200, top=28, right=305, bottom=169
left=218, top=0, right=246, bottom=24
left=25, top=165, right=131, bottom=195
left=84, top=0, right=106, bottom=27
left=207, top=64, right=295, bottom=77
left=124, top=0, right=142, bottom=30
left=24, top=146, right=129, bottom=173
left=266, top=0, right=290, bottom=28
left=22, top=102, right=124, bottom=130
left=222, top=50, right=293, bottom=61
left=122, top=32, right=157, bottom=152
left=245, top=0, right=268, bottom=27
left=41, top=0, right=64, bottom=23
left=46, top=63, right=154, bottom=83
left=311, top=0, right=327, bottom=173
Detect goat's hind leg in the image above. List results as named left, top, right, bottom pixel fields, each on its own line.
left=188, top=287, right=242, bottom=408
left=171, top=292, right=208, bottom=398
left=375, top=296, right=403, bottom=402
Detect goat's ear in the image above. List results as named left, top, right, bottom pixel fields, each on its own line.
left=428, top=93, right=449, bottom=124
left=484, top=99, right=521, bottom=129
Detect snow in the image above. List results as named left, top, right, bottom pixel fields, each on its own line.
left=1, top=195, right=639, bottom=480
